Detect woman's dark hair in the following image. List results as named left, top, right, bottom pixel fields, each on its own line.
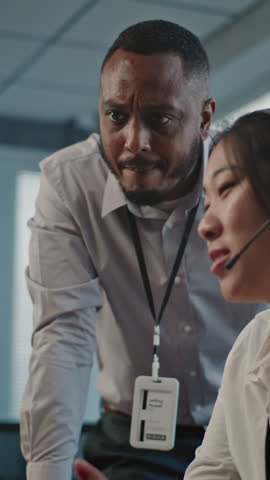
left=211, top=109, right=270, bottom=217
left=101, top=19, right=209, bottom=83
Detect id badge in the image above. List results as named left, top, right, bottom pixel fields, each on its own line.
left=130, top=375, right=180, bottom=451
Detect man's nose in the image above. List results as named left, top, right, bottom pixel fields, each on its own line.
left=124, top=119, right=151, bottom=154
left=198, top=212, right=223, bottom=241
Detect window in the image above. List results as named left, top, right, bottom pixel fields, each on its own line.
left=11, top=171, right=100, bottom=422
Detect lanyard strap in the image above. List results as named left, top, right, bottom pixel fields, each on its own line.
left=127, top=200, right=199, bottom=326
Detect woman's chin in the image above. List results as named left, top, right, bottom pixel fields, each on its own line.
left=220, top=280, right=247, bottom=303
left=221, top=280, right=260, bottom=304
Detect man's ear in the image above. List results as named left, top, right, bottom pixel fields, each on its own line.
left=200, top=98, right=216, bottom=141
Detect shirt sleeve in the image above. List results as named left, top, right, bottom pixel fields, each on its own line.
left=184, top=389, right=240, bottom=480
left=20, top=171, right=103, bottom=480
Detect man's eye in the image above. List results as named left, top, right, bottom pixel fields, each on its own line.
left=148, top=113, right=172, bottom=127
left=156, top=115, right=170, bottom=125
left=106, top=110, right=126, bottom=124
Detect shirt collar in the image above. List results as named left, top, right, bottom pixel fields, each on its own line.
left=101, top=172, right=144, bottom=219
left=102, top=171, right=127, bottom=218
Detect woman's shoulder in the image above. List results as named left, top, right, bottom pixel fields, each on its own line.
left=232, top=308, right=270, bottom=349
left=224, top=308, right=270, bottom=377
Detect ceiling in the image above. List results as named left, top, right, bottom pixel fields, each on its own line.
left=0, top=0, right=270, bottom=151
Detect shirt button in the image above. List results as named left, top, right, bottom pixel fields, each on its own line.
left=190, top=370, right=197, bottom=377
left=174, top=276, right=181, bottom=284
left=183, top=324, right=192, bottom=333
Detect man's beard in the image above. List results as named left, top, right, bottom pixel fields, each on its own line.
left=99, top=136, right=202, bottom=206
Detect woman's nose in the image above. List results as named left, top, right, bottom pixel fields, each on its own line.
left=198, top=212, right=223, bottom=241
left=124, top=119, right=151, bottom=154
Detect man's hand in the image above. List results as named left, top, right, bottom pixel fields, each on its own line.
left=74, top=459, right=108, bottom=480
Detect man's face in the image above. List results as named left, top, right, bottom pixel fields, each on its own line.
left=99, top=49, right=214, bottom=204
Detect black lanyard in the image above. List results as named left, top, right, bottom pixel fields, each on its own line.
left=266, top=421, right=270, bottom=480
left=127, top=200, right=199, bottom=327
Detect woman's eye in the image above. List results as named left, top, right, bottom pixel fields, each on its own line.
left=218, top=181, right=236, bottom=195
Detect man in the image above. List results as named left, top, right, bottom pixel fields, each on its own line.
left=20, top=20, right=264, bottom=480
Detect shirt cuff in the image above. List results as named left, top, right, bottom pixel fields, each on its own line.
left=26, top=461, right=73, bottom=480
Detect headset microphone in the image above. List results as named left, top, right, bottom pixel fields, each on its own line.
left=225, top=218, right=270, bottom=270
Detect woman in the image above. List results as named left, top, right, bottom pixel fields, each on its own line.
left=74, top=109, right=270, bottom=480
left=185, top=109, right=270, bottom=479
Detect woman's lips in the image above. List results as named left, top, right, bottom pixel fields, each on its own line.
left=209, top=249, right=230, bottom=274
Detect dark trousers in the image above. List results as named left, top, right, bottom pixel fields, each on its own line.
left=83, top=412, right=205, bottom=480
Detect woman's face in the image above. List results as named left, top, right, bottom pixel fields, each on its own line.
left=198, top=140, right=270, bottom=303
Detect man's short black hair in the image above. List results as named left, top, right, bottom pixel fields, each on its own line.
left=101, top=19, right=209, bottom=81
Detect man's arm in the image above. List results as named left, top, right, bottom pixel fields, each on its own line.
left=20, top=171, right=102, bottom=480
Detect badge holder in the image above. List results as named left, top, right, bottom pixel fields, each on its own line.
left=127, top=206, right=196, bottom=451
left=130, top=326, right=180, bottom=451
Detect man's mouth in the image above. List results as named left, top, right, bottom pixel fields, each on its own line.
left=118, top=156, right=166, bottom=175
left=121, top=164, right=157, bottom=174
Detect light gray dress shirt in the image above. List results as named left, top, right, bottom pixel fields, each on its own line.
left=20, top=133, right=266, bottom=480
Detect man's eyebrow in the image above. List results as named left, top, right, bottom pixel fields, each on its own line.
left=101, top=100, right=183, bottom=113
left=102, top=101, right=127, bottom=108
left=143, top=104, right=182, bottom=112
